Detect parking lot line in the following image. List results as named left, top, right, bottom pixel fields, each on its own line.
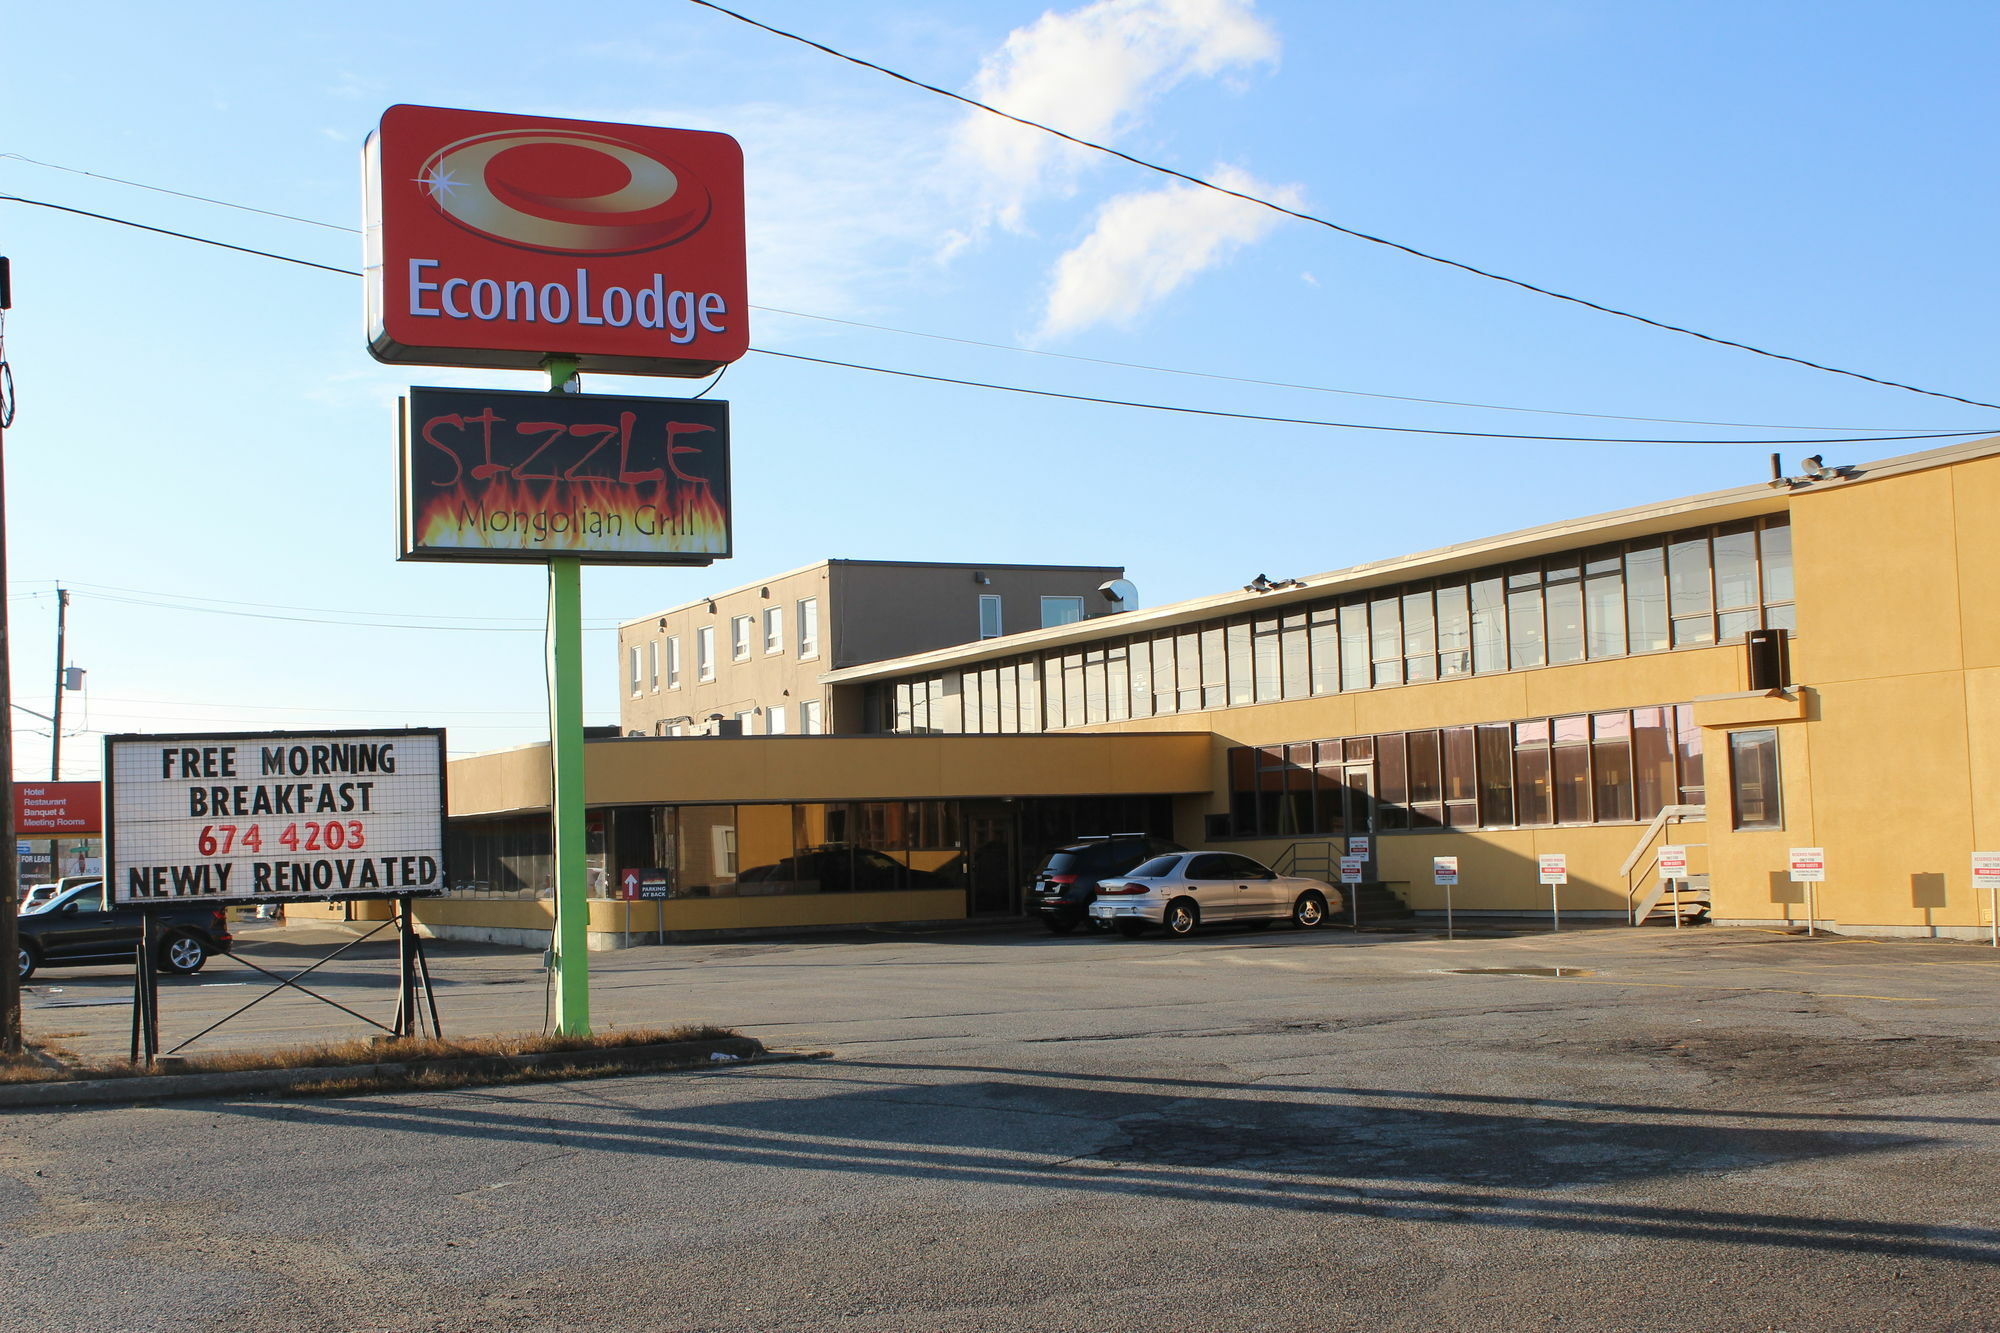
left=1462, top=974, right=1939, bottom=1003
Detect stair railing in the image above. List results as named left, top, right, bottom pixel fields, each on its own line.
left=1620, top=804, right=1705, bottom=923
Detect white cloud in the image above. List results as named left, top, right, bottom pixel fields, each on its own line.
left=957, top=0, right=1278, bottom=231
left=1036, top=165, right=1300, bottom=339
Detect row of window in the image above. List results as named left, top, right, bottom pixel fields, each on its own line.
left=979, top=594, right=1089, bottom=640
left=1227, top=704, right=1708, bottom=837
left=873, top=517, right=1793, bottom=734
left=629, top=597, right=820, bottom=694
left=653, top=698, right=825, bottom=736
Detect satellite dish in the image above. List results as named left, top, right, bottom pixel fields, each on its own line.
left=1098, top=579, right=1139, bottom=612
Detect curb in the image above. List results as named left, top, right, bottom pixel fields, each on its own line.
left=0, top=1036, right=771, bottom=1110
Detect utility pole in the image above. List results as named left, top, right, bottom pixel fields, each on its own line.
left=47, top=585, right=66, bottom=878
left=0, top=256, right=22, bottom=1055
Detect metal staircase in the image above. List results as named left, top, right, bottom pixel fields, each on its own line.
left=1620, top=805, right=1710, bottom=925
left=1269, top=842, right=1414, bottom=924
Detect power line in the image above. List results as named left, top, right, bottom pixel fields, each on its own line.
left=0, top=154, right=356, bottom=232
left=686, top=0, right=2000, bottom=414
left=754, top=349, right=1994, bottom=446
left=58, top=579, right=621, bottom=626
left=0, top=149, right=1942, bottom=432
left=754, top=306, right=1940, bottom=433
left=8, top=191, right=1996, bottom=445
left=83, top=590, right=620, bottom=633
left=0, top=195, right=358, bottom=275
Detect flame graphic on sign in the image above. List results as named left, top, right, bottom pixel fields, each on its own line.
left=413, top=472, right=727, bottom=555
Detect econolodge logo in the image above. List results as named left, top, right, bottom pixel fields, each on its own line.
left=366, top=104, right=748, bottom=378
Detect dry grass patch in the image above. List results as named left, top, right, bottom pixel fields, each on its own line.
left=8, top=1024, right=742, bottom=1085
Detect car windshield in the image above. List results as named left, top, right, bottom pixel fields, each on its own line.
left=1127, top=855, right=1182, bottom=879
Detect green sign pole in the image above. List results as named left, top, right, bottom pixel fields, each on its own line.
left=544, top=355, right=591, bottom=1034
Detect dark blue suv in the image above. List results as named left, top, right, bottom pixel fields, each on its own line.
left=1029, top=834, right=1184, bottom=934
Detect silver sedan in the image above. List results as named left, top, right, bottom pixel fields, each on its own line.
left=1087, top=851, right=1341, bottom=938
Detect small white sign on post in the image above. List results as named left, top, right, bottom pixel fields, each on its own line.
left=1539, top=853, right=1567, bottom=932
left=1973, top=852, right=2000, bottom=948
left=1657, top=845, right=1688, bottom=879
left=1347, top=836, right=1371, bottom=859
left=1789, top=847, right=1825, bottom=936
left=1434, top=856, right=1459, bottom=940
left=1338, top=855, right=1367, bottom=885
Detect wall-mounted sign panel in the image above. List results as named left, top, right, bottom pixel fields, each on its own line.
left=399, top=387, right=730, bottom=565
left=365, top=104, right=748, bottom=377
left=105, top=729, right=446, bottom=906
left=15, top=782, right=102, bottom=835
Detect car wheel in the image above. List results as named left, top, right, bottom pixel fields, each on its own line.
left=1292, top=891, right=1329, bottom=929
left=1163, top=899, right=1199, bottom=937
left=159, top=933, right=209, bottom=975
left=1114, top=920, right=1147, bottom=939
left=17, top=943, right=36, bottom=982
left=1043, top=916, right=1079, bottom=935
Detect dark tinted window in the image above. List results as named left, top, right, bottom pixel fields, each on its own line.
left=1129, top=855, right=1182, bottom=878
left=1187, top=854, right=1240, bottom=880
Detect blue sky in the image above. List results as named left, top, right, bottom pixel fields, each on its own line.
left=2, top=0, right=1994, bottom=776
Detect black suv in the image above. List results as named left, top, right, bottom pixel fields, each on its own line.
left=17, top=882, right=233, bottom=981
left=1029, top=834, right=1185, bottom=934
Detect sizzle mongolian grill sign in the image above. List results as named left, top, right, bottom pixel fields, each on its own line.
left=400, top=386, right=730, bottom=565
left=105, top=729, right=446, bottom=906
left=364, top=104, right=748, bottom=377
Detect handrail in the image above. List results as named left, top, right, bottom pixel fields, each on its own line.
left=1622, top=804, right=1705, bottom=923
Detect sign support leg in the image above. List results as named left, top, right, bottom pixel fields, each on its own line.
left=547, top=554, right=591, bottom=1036
left=395, top=897, right=418, bottom=1039
left=1444, top=884, right=1454, bottom=941
left=1551, top=885, right=1561, bottom=933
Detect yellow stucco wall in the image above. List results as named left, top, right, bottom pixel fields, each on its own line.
left=409, top=890, right=963, bottom=938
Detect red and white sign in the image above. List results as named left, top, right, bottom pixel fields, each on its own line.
left=1433, top=856, right=1459, bottom=887
left=1657, top=844, right=1688, bottom=879
left=1338, top=855, right=1366, bottom=885
left=1538, top=853, right=1568, bottom=885
left=365, top=104, right=748, bottom=377
left=1347, top=836, right=1371, bottom=858
left=1974, top=853, right=2000, bottom=891
left=1788, top=847, right=1826, bottom=883
left=14, top=782, right=102, bottom=835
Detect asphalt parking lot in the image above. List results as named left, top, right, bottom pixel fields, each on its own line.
left=7, top=919, right=2000, bottom=1331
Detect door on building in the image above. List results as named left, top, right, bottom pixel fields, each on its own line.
left=1343, top=765, right=1376, bottom=835
left=963, top=815, right=1019, bottom=916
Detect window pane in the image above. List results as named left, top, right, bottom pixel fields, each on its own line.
left=1281, top=614, right=1310, bottom=699
left=1477, top=723, right=1514, bottom=826
left=1729, top=729, right=1782, bottom=830
left=1676, top=704, right=1705, bottom=804
left=1546, top=580, right=1584, bottom=664
left=1128, top=640, right=1151, bottom=718
left=1553, top=715, right=1590, bottom=823
left=1625, top=546, right=1669, bottom=653
left=1083, top=649, right=1107, bottom=724
left=1591, top=712, right=1633, bottom=822
left=999, top=666, right=1019, bottom=733
left=1107, top=647, right=1130, bottom=722
left=1718, top=609, right=1759, bottom=642
left=1442, top=726, right=1477, bottom=803
left=1226, top=622, right=1253, bottom=705
left=1252, top=620, right=1280, bottom=702
left=1041, top=596, right=1084, bottom=628
left=1309, top=609, right=1340, bottom=695
left=1514, top=722, right=1552, bottom=826
left=1760, top=521, right=1794, bottom=605
left=1202, top=626, right=1227, bottom=709
left=1407, top=729, right=1442, bottom=804
left=1176, top=632, right=1201, bottom=710
left=1340, top=603, right=1370, bottom=691
left=1370, top=598, right=1402, bottom=686
left=1019, top=661, right=1042, bottom=732
left=1669, top=537, right=1713, bottom=616
left=1507, top=586, right=1545, bottom=669
left=1713, top=525, right=1758, bottom=610
left=1376, top=733, right=1408, bottom=829
left=1436, top=584, right=1471, bottom=677
left=978, top=595, right=1002, bottom=639
left=1152, top=638, right=1177, bottom=714
left=1471, top=577, right=1507, bottom=673
left=1765, top=602, right=1796, bottom=633
left=1585, top=572, right=1625, bottom=659
left=1402, top=591, right=1437, bottom=682
left=1064, top=653, right=1085, bottom=725
left=1632, top=706, right=1674, bottom=820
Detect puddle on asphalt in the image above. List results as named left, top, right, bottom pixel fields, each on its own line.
left=1447, top=966, right=1598, bottom=978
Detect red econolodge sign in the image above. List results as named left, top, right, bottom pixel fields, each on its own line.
left=14, top=782, right=102, bottom=836
left=365, top=104, right=748, bottom=377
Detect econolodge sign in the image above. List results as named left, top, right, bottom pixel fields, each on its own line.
left=364, top=104, right=748, bottom=377
left=104, top=729, right=447, bottom=906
